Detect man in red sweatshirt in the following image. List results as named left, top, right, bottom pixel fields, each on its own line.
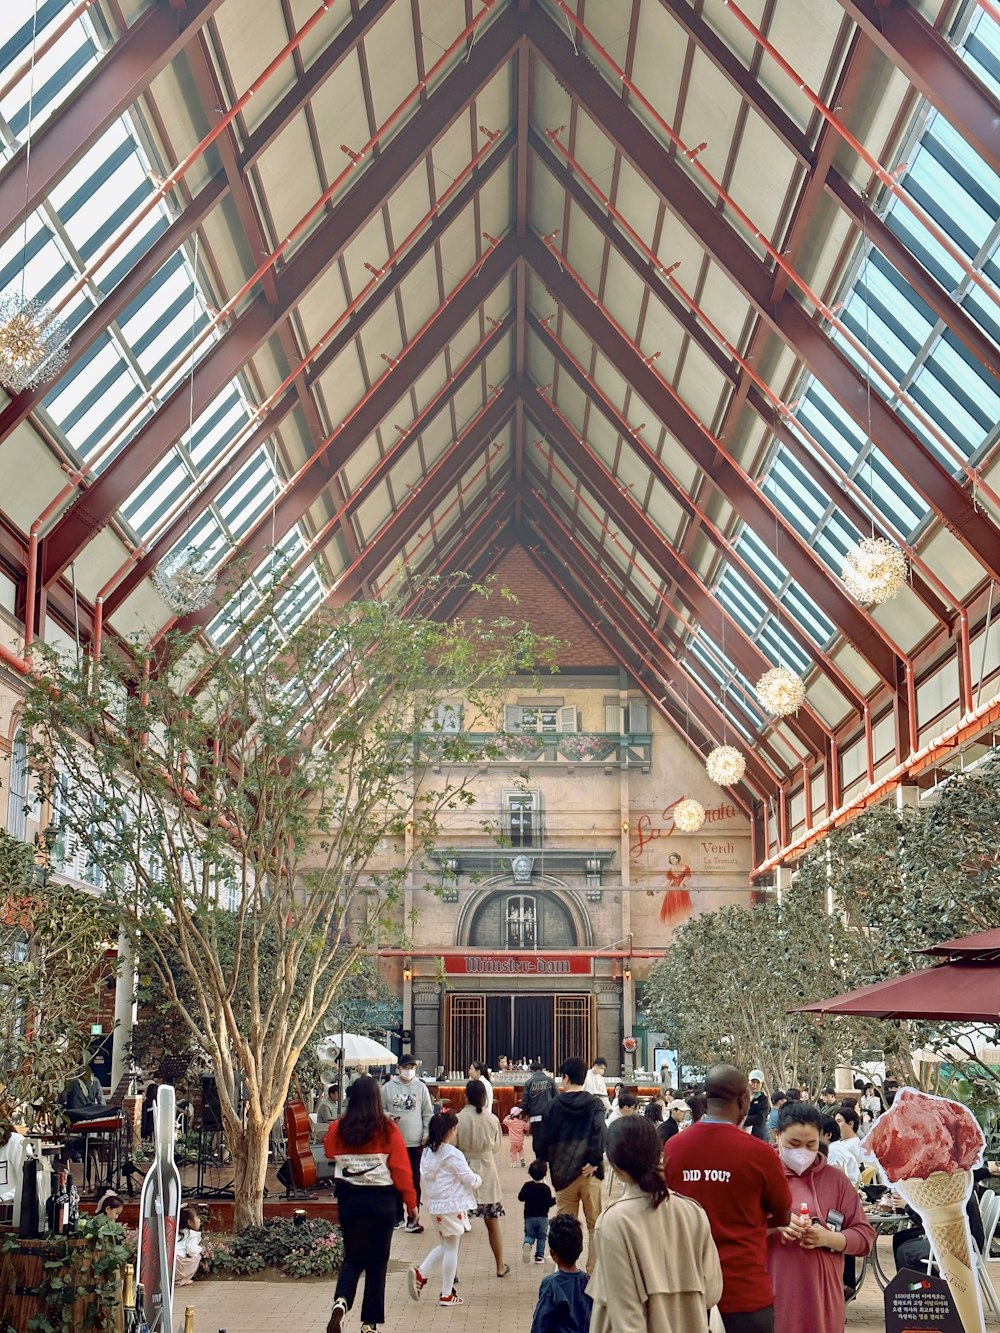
left=663, top=1064, right=791, bottom=1333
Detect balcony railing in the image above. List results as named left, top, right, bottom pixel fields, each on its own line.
left=415, top=730, right=652, bottom=769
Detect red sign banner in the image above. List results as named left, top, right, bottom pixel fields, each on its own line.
left=444, top=954, right=593, bottom=976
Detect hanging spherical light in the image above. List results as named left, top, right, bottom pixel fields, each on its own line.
left=153, top=547, right=216, bottom=615
left=705, top=744, right=746, bottom=786
left=672, top=798, right=705, bottom=832
left=755, top=665, right=806, bottom=718
left=841, top=536, right=908, bottom=604
left=0, top=293, right=69, bottom=393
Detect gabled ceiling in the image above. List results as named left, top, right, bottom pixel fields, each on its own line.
left=0, top=0, right=998, bottom=826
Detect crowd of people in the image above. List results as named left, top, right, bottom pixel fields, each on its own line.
left=317, top=1056, right=905, bottom=1333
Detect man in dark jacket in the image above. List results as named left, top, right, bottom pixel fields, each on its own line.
left=521, top=1060, right=557, bottom=1133
left=532, top=1057, right=605, bottom=1274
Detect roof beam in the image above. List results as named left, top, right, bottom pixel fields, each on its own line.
left=524, top=231, right=899, bottom=687
left=237, top=0, right=398, bottom=168
left=529, top=469, right=794, bottom=774
left=656, top=0, right=998, bottom=383
left=0, top=0, right=228, bottom=246
left=837, top=0, right=1000, bottom=178
left=523, top=383, right=831, bottom=756
left=102, top=144, right=515, bottom=620
left=0, top=172, right=229, bottom=441
left=172, top=236, right=518, bottom=632
left=528, top=317, right=874, bottom=703
left=324, top=412, right=514, bottom=610
left=519, top=536, right=764, bottom=810
left=527, top=5, right=1000, bottom=587
left=529, top=131, right=947, bottom=627
left=522, top=502, right=778, bottom=797
left=41, top=10, right=522, bottom=587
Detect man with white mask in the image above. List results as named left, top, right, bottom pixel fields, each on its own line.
left=380, top=1054, right=433, bottom=1232
left=663, top=1064, right=791, bottom=1333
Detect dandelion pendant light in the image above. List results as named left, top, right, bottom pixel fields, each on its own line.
left=755, top=665, right=806, bottom=718
left=840, top=199, right=907, bottom=605
left=673, top=797, right=706, bottom=832
left=0, top=0, right=69, bottom=394
left=152, top=236, right=215, bottom=614
left=705, top=623, right=746, bottom=785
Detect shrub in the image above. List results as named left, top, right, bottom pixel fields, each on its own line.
left=202, top=1218, right=343, bottom=1279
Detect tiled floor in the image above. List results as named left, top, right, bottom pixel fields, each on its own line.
left=174, top=1157, right=956, bottom=1331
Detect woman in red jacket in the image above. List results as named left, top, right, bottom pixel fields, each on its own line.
left=324, top=1075, right=418, bottom=1333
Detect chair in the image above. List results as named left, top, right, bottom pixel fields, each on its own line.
left=977, top=1190, right=1000, bottom=1319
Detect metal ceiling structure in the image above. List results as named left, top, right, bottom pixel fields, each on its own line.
left=0, top=0, right=997, bottom=872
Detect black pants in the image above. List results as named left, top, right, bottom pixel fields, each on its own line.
left=334, top=1187, right=398, bottom=1325
left=407, top=1146, right=422, bottom=1208
left=722, top=1308, right=774, bottom=1333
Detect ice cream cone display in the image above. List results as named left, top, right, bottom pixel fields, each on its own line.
left=867, top=1088, right=986, bottom=1333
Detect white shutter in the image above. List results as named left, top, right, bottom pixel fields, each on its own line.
left=628, top=701, right=649, bottom=732
left=605, top=704, right=624, bottom=733
left=503, top=705, right=521, bottom=731
left=558, top=706, right=577, bottom=733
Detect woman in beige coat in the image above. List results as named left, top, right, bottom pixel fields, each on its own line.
left=589, top=1117, right=723, bottom=1333
left=455, top=1078, right=509, bottom=1276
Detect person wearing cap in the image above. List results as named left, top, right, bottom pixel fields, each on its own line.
left=744, top=1071, right=769, bottom=1142
left=816, top=1086, right=839, bottom=1110
left=658, top=1099, right=690, bottom=1145
left=381, top=1055, right=433, bottom=1232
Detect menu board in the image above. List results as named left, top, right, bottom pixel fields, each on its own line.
left=885, top=1269, right=965, bottom=1333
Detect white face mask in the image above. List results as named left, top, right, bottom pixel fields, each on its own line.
left=399, top=1069, right=415, bottom=1083
left=779, top=1145, right=818, bottom=1175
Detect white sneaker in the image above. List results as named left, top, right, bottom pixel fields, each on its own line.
left=522, top=1241, right=532, bottom=1264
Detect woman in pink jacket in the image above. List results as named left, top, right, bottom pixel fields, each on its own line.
left=503, top=1106, right=527, bottom=1166
left=766, top=1102, right=874, bottom=1333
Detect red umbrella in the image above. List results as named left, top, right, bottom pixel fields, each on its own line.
left=799, top=961, right=1000, bottom=1023
left=920, top=928, right=1000, bottom=961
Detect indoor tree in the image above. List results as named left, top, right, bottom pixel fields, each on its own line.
left=0, top=829, right=113, bottom=1127
left=22, top=575, right=551, bottom=1228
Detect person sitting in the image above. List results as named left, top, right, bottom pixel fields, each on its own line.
left=175, top=1203, right=203, bottom=1285
left=95, top=1191, right=125, bottom=1222
left=57, top=1064, right=106, bottom=1123
left=314, top=1084, right=339, bottom=1140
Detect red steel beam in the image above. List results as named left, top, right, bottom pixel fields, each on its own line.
left=1, top=0, right=414, bottom=447
left=101, top=134, right=514, bottom=618
left=171, top=238, right=518, bottom=634
left=0, top=173, right=229, bottom=441
left=838, top=0, right=1000, bottom=178
left=328, top=440, right=513, bottom=610
left=526, top=316, right=874, bottom=703
left=531, top=470, right=795, bottom=774
left=522, top=500, right=779, bottom=795
left=529, top=130, right=949, bottom=627
left=527, top=6, right=1000, bottom=586
left=0, top=0, right=228, bottom=246
left=41, top=12, right=522, bottom=587
left=523, top=383, right=831, bottom=756
left=657, top=0, right=998, bottom=382
left=524, top=231, right=899, bottom=687
left=521, top=536, right=766, bottom=810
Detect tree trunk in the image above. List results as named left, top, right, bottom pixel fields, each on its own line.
left=228, top=1111, right=271, bottom=1231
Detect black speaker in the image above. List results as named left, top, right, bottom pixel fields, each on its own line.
left=200, top=1075, right=222, bottom=1129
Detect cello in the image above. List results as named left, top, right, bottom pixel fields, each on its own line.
left=283, top=1099, right=317, bottom=1191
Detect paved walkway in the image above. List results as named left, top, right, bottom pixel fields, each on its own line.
left=175, top=1157, right=965, bottom=1331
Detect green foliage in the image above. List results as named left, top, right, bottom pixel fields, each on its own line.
left=20, top=574, right=554, bottom=1227
left=0, top=1215, right=128, bottom=1333
left=0, top=834, right=113, bottom=1127
left=649, top=753, right=1000, bottom=1092
left=202, top=1218, right=343, bottom=1278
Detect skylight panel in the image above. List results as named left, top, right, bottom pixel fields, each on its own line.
left=0, top=1, right=101, bottom=146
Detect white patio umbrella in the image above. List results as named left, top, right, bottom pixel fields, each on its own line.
left=317, top=1032, right=397, bottom=1066
left=317, top=1032, right=397, bottom=1113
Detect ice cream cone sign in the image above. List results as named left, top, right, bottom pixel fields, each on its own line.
left=866, top=1088, right=986, bottom=1333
